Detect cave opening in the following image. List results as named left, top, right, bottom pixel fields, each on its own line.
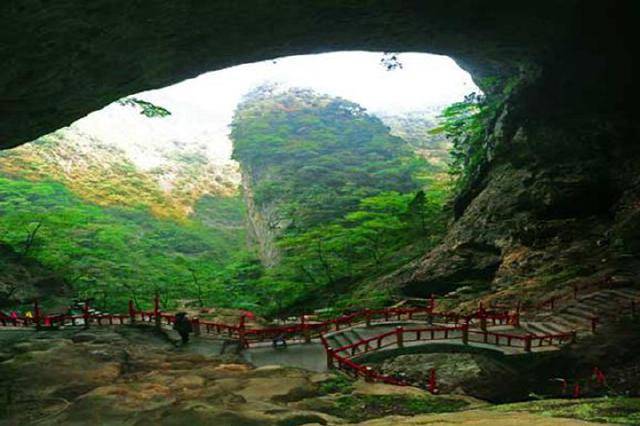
left=2, top=3, right=639, bottom=424
left=0, top=51, right=482, bottom=317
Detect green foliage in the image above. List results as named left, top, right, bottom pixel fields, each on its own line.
left=1, top=86, right=452, bottom=317
left=0, top=177, right=253, bottom=312
left=318, top=374, right=355, bottom=395
left=230, top=87, right=450, bottom=315
left=431, top=88, right=502, bottom=195
left=494, top=397, right=640, bottom=425
left=232, top=87, right=423, bottom=230
left=432, top=75, right=525, bottom=196
left=117, top=97, right=172, bottom=118
left=323, top=394, right=468, bottom=422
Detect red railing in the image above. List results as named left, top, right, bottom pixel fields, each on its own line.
left=1, top=297, right=584, bottom=391
left=535, top=275, right=616, bottom=312
left=0, top=312, right=131, bottom=328
left=467, top=329, right=575, bottom=350
left=331, top=325, right=466, bottom=356
left=0, top=300, right=517, bottom=341
left=319, top=323, right=577, bottom=387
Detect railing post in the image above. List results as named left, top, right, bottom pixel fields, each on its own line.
left=326, top=348, right=335, bottom=368
left=154, top=293, right=161, bottom=329
left=83, top=301, right=90, bottom=329
left=480, top=315, right=487, bottom=332
left=128, top=300, right=136, bottom=324
left=524, top=334, right=532, bottom=352
left=365, top=309, right=372, bottom=327
left=396, top=326, right=404, bottom=348
left=428, top=368, right=438, bottom=394
left=34, top=299, right=41, bottom=329
left=462, top=324, right=469, bottom=345
left=192, top=317, right=201, bottom=336
left=364, top=366, right=374, bottom=382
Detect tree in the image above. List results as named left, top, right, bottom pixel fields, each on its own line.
left=117, top=97, right=172, bottom=118
left=406, top=190, right=428, bottom=237
left=21, top=220, right=42, bottom=256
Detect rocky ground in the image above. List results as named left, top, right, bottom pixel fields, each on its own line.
left=0, top=325, right=636, bottom=425
left=0, top=326, right=471, bottom=425
left=365, top=318, right=640, bottom=405
left=377, top=353, right=511, bottom=398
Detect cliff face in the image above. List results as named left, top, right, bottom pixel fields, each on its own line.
left=240, top=167, right=284, bottom=268
left=378, top=109, right=450, bottom=173
left=391, top=67, right=640, bottom=301
left=230, top=88, right=426, bottom=274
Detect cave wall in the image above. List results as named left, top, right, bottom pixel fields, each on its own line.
left=2, top=1, right=634, bottom=149
left=394, top=55, right=640, bottom=298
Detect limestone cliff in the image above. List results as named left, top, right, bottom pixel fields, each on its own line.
left=390, top=69, right=640, bottom=302
left=240, top=166, right=284, bottom=268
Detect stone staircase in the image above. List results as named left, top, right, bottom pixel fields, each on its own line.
left=519, top=286, right=640, bottom=336
left=321, top=286, right=640, bottom=360
left=326, top=328, right=365, bottom=352
left=325, top=325, right=403, bottom=353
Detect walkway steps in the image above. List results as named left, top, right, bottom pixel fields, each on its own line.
left=604, top=288, right=640, bottom=298
left=564, top=306, right=599, bottom=317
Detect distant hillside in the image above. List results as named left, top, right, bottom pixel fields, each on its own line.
left=229, top=87, right=448, bottom=313
left=0, top=126, right=241, bottom=219
left=232, top=86, right=424, bottom=266
left=0, top=119, right=252, bottom=312
left=377, top=108, right=451, bottom=173
left=0, top=91, right=451, bottom=316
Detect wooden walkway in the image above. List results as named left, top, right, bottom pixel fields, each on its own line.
left=1, top=284, right=638, bottom=388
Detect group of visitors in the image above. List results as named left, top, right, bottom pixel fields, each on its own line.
left=0, top=310, right=34, bottom=321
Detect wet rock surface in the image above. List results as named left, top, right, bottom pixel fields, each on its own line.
left=374, top=352, right=527, bottom=402
left=2, top=327, right=473, bottom=425
left=1, top=326, right=630, bottom=425
left=0, top=327, right=340, bottom=425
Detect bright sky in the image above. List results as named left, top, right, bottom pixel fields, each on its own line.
left=72, top=52, right=478, bottom=169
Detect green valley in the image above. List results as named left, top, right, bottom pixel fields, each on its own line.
left=0, top=88, right=450, bottom=316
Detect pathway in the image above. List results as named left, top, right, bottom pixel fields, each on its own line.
left=2, top=284, right=638, bottom=387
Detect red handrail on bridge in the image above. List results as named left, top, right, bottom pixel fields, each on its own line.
left=0, top=295, right=591, bottom=389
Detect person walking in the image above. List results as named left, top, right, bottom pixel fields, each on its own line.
left=173, top=312, right=193, bottom=345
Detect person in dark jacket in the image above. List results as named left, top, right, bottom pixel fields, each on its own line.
left=173, top=312, right=193, bottom=344
left=272, top=333, right=287, bottom=348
